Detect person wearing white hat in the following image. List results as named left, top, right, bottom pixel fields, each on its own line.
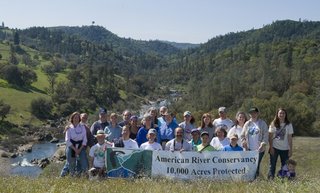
left=88, top=130, right=112, bottom=179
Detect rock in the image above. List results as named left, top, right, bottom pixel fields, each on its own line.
left=50, top=138, right=59, bottom=143
left=38, top=158, right=50, bottom=168
left=0, top=150, right=10, bottom=158
left=10, top=153, right=18, bottom=158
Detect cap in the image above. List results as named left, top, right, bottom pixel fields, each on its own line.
left=95, top=130, right=106, bottom=137
left=200, top=131, right=209, bottom=137
left=191, top=128, right=200, bottom=134
left=99, top=107, right=107, bottom=114
left=148, top=128, right=157, bottom=135
left=230, top=133, right=239, bottom=140
left=183, top=111, right=192, bottom=117
left=130, top=115, right=138, bottom=121
left=218, top=107, right=226, bottom=113
left=249, top=107, right=259, bottom=113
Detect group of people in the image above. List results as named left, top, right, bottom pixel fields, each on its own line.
left=60, top=106, right=296, bottom=180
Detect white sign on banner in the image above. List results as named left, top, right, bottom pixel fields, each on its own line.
left=152, top=150, right=258, bottom=181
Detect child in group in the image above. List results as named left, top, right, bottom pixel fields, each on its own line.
left=277, top=159, right=297, bottom=180
left=88, top=130, right=112, bottom=179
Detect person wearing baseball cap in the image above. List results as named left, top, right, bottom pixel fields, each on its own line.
left=179, top=111, right=196, bottom=141
left=90, top=107, right=109, bottom=139
left=212, top=107, right=234, bottom=132
left=196, top=131, right=216, bottom=152
left=140, top=129, right=162, bottom=150
left=189, top=128, right=202, bottom=150
left=241, top=106, right=268, bottom=177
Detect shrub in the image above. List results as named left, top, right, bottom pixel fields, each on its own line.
left=30, top=97, right=53, bottom=120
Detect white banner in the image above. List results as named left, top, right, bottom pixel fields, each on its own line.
left=152, top=150, right=258, bottom=181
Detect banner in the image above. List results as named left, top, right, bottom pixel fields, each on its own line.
left=152, top=150, right=258, bottom=181
left=106, top=148, right=152, bottom=178
left=106, top=148, right=258, bottom=181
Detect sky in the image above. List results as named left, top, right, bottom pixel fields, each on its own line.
left=1, top=0, right=320, bottom=44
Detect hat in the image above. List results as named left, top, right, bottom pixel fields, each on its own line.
left=248, top=107, right=259, bottom=113
left=99, top=107, right=107, bottom=114
left=148, top=128, right=157, bottom=135
left=183, top=111, right=192, bottom=117
left=130, top=115, right=138, bottom=120
left=200, top=131, right=209, bottom=137
left=191, top=128, right=200, bottom=134
left=218, top=107, right=226, bottom=113
left=230, top=133, right=239, bottom=140
left=95, top=130, right=106, bottom=137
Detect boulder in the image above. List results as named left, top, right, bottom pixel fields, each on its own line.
left=50, top=138, right=59, bottom=143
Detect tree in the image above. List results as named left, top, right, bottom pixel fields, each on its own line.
left=41, top=64, right=57, bottom=95
left=30, top=97, right=53, bottom=120
left=14, top=31, right=20, bottom=45
left=0, top=100, right=10, bottom=122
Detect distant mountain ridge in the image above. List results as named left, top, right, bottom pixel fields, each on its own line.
left=49, top=25, right=180, bottom=56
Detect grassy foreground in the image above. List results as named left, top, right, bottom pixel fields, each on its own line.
left=1, top=137, right=320, bottom=193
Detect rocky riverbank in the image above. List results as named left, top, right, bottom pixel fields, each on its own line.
left=0, top=119, right=66, bottom=176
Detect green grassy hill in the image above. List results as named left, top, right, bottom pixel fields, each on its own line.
left=0, top=42, right=69, bottom=126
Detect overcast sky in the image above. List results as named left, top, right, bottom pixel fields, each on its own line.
left=1, top=0, right=320, bottom=43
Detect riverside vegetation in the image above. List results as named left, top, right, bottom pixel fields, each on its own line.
left=0, top=137, right=319, bottom=193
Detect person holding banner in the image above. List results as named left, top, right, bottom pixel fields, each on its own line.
left=241, top=107, right=268, bottom=177
left=88, top=130, right=111, bottom=179
left=196, top=131, right=216, bottom=152
left=268, top=108, right=294, bottom=180
left=165, top=127, right=192, bottom=152
left=210, top=125, right=230, bottom=150
left=223, top=134, right=243, bottom=151
left=140, top=129, right=163, bottom=150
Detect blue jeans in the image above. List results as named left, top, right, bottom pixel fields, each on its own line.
left=256, top=151, right=265, bottom=177
left=60, top=146, right=88, bottom=177
left=268, top=148, right=289, bottom=178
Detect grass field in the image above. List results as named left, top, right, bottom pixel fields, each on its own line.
left=0, top=137, right=319, bottom=193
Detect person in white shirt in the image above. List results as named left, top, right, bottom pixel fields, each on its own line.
left=88, top=130, right=112, bottom=178
left=227, top=111, right=248, bottom=146
left=241, top=107, right=268, bottom=177
left=165, top=127, right=192, bottom=152
left=268, top=108, right=294, bottom=179
left=210, top=125, right=230, bottom=150
left=212, top=107, right=234, bottom=132
left=140, top=129, right=163, bottom=150
left=113, top=125, right=139, bottom=149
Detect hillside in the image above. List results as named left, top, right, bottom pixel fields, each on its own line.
left=0, top=19, right=320, bottom=137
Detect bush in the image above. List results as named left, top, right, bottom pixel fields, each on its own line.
left=0, top=100, right=10, bottom=122
left=30, top=98, right=53, bottom=120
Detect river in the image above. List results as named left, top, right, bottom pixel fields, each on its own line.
left=10, top=142, right=58, bottom=177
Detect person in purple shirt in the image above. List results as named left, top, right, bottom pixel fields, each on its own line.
left=60, top=112, right=88, bottom=177
left=223, top=134, right=243, bottom=151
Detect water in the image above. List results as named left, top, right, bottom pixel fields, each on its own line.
left=10, top=142, right=58, bottom=177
